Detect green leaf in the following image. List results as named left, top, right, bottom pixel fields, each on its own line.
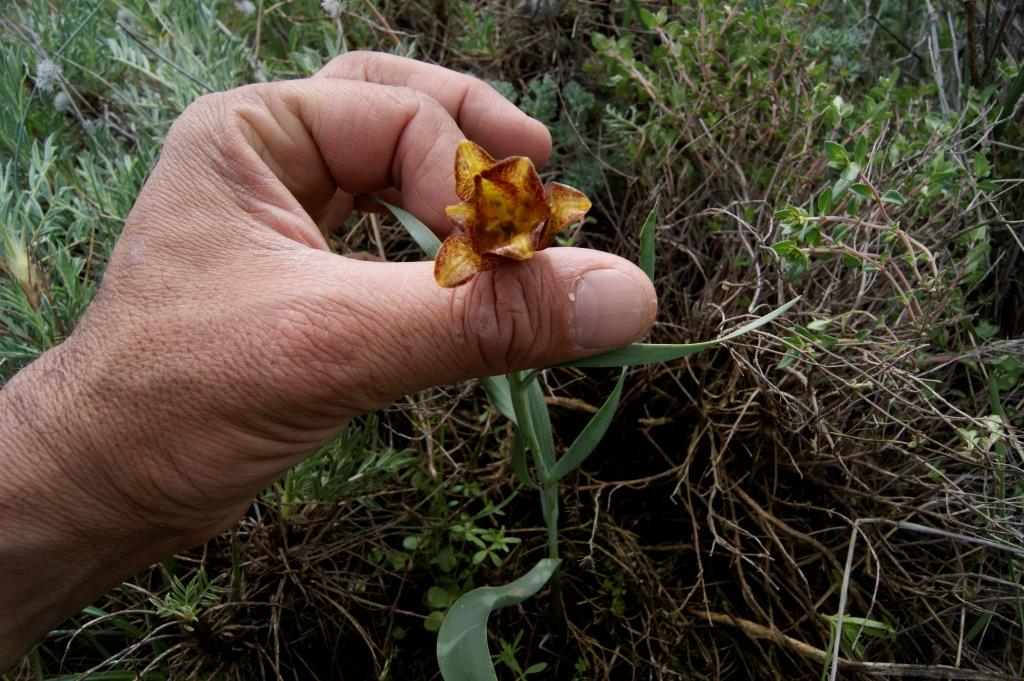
left=427, top=586, right=453, bottom=609
left=777, top=348, right=798, bottom=370
left=638, top=206, right=657, bottom=281
left=437, top=559, right=560, bottom=681
left=81, top=606, right=145, bottom=638
left=832, top=176, right=852, bottom=201
left=771, top=239, right=799, bottom=257
left=524, top=378, right=556, bottom=472
left=551, top=369, right=627, bottom=480
left=816, top=187, right=834, bottom=215
left=843, top=616, right=895, bottom=638
left=562, top=298, right=800, bottom=368
left=425, top=609, right=446, bottom=632
left=849, top=183, right=872, bottom=200
left=481, top=375, right=516, bottom=424
left=853, top=135, right=868, bottom=165
left=972, top=154, right=991, bottom=178
left=377, top=199, right=441, bottom=258
left=880, top=190, right=905, bottom=206
left=996, top=59, right=1024, bottom=139
left=637, top=7, right=660, bottom=29
left=510, top=429, right=537, bottom=489
left=823, top=141, right=848, bottom=169
left=973, top=320, right=1000, bottom=339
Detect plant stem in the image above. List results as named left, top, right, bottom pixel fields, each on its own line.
left=507, top=371, right=560, bottom=560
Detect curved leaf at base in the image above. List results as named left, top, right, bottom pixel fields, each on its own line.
left=437, top=558, right=561, bottom=681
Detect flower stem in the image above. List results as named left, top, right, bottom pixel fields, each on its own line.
left=507, top=371, right=560, bottom=560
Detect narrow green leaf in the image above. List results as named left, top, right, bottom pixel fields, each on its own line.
left=81, top=606, right=145, bottom=638
left=524, top=377, right=556, bottom=472
left=377, top=199, right=441, bottom=258
left=638, top=206, right=657, bottom=281
left=510, top=429, right=537, bottom=489
left=437, top=559, right=561, bottom=681
left=562, top=297, right=800, bottom=368
left=551, top=369, right=627, bottom=480
left=964, top=609, right=994, bottom=643
left=481, top=375, right=516, bottom=424
left=843, top=616, right=895, bottom=638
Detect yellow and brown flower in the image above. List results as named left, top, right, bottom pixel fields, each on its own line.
left=434, top=140, right=591, bottom=288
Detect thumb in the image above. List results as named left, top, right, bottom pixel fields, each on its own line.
left=314, top=247, right=657, bottom=409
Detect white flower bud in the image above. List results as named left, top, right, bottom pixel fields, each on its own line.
left=53, top=91, right=72, bottom=112
left=35, top=58, right=61, bottom=92
left=321, top=0, right=342, bottom=19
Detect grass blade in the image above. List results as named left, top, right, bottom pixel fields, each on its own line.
left=80, top=606, right=145, bottom=638
left=639, top=205, right=657, bottom=281
left=563, top=297, right=800, bottom=368
left=437, top=559, right=560, bottom=681
left=551, top=368, right=627, bottom=480
left=377, top=199, right=441, bottom=258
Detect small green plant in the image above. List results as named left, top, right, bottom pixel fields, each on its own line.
left=820, top=612, right=895, bottom=678
left=267, top=414, right=417, bottom=517
left=149, top=567, right=228, bottom=633
left=494, top=630, right=547, bottom=680
left=384, top=200, right=796, bottom=680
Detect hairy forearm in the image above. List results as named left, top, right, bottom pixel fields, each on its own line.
left=0, top=341, right=177, bottom=669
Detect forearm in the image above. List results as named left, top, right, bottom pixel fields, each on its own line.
left=0, top=341, right=177, bottom=668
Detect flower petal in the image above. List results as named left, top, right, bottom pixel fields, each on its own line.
left=434, top=234, right=487, bottom=288
left=454, top=140, right=495, bottom=200
left=539, top=182, right=591, bottom=249
left=470, top=157, right=549, bottom=257
left=445, top=200, right=477, bottom=232
left=486, top=231, right=534, bottom=260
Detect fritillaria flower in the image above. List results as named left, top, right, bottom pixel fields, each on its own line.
left=434, top=140, right=592, bottom=288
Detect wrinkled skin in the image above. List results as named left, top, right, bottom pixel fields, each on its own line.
left=0, top=52, right=656, bottom=667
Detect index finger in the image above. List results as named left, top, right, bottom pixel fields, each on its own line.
left=315, top=52, right=552, bottom=166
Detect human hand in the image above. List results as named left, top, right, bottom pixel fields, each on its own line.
left=0, top=52, right=656, bottom=665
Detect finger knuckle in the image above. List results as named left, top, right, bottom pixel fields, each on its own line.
left=457, top=266, right=549, bottom=375
left=323, top=50, right=376, bottom=79
left=167, top=91, right=229, bottom=147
